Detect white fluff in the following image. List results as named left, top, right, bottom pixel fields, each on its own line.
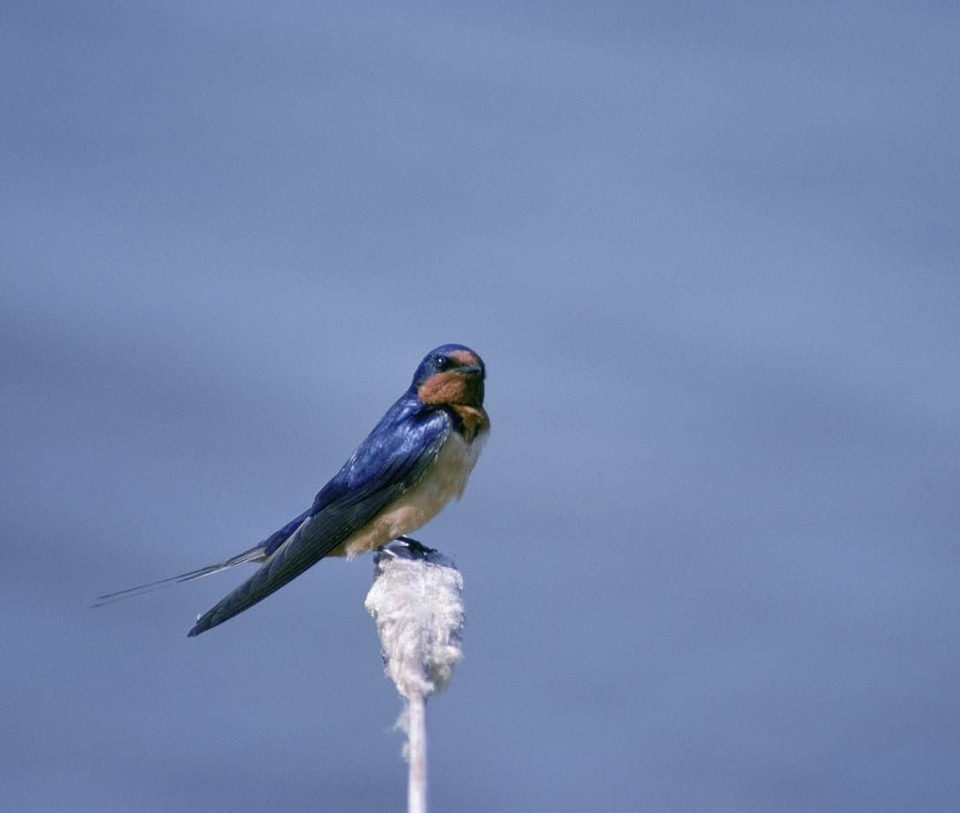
left=364, top=547, right=465, bottom=700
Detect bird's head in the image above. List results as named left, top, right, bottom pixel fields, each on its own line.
left=412, top=344, right=486, bottom=408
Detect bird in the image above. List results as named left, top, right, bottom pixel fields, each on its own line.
left=95, top=344, right=489, bottom=636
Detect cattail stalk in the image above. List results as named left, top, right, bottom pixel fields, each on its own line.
left=406, top=692, right=427, bottom=813
left=365, top=538, right=465, bottom=813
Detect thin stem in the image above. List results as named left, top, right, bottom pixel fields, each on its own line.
left=407, top=693, right=427, bottom=813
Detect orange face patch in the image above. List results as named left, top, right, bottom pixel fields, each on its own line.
left=417, top=370, right=484, bottom=407
left=418, top=371, right=470, bottom=405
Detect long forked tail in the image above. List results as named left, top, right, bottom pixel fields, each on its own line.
left=92, top=545, right=267, bottom=608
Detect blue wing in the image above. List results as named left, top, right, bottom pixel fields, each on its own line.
left=188, top=399, right=451, bottom=635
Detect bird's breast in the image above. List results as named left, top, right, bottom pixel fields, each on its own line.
left=339, top=430, right=487, bottom=558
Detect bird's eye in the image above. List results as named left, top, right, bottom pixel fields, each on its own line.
left=434, top=355, right=451, bottom=370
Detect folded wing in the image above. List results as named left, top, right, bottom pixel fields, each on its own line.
left=188, top=408, right=450, bottom=636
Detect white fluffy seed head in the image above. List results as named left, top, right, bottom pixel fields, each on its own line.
left=365, top=542, right=465, bottom=700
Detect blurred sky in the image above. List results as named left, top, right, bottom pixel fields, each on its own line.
left=3, top=2, right=959, bottom=812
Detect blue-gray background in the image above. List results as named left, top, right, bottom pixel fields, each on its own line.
left=3, top=3, right=958, bottom=811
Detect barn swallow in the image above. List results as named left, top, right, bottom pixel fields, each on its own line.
left=96, top=344, right=489, bottom=636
